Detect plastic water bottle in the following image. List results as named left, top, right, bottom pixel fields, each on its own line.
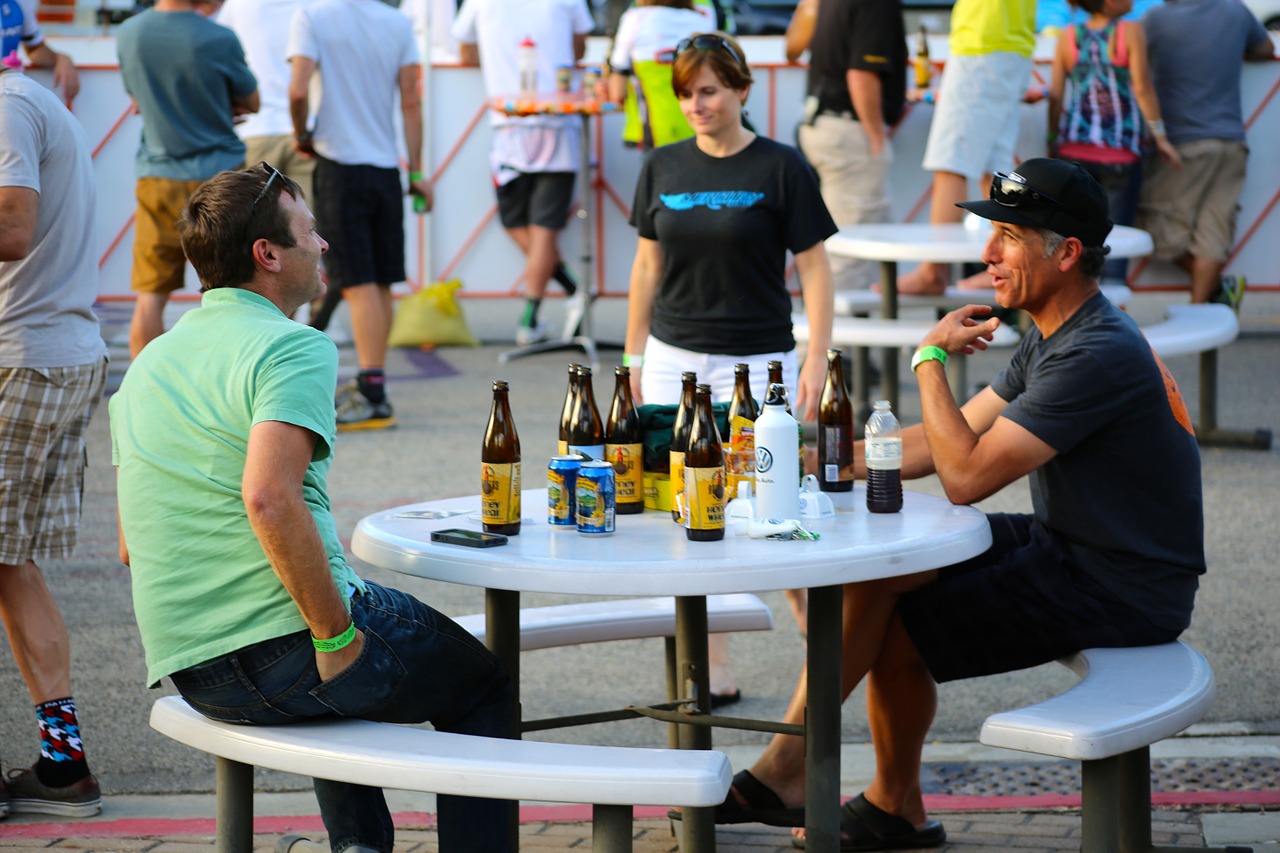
left=754, top=383, right=800, bottom=521
left=518, top=36, right=538, bottom=96
left=865, top=400, right=903, bottom=513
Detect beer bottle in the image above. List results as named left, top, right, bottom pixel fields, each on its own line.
left=669, top=371, right=698, bottom=523
left=557, top=364, right=583, bottom=455
left=767, top=361, right=790, bottom=414
left=606, top=366, right=644, bottom=515
left=865, top=399, right=903, bottom=513
left=726, top=363, right=760, bottom=498
left=915, top=25, right=932, bottom=90
left=818, top=349, right=854, bottom=492
left=481, top=380, right=521, bottom=534
left=768, top=359, right=804, bottom=483
left=567, top=365, right=605, bottom=462
left=684, top=384, right=726, bottom=541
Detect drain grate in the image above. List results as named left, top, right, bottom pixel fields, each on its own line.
left=922, top=757, right=1280, bottom=796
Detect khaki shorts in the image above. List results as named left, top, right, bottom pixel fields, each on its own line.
left=244, top=134, right=316, bottom=205
left=922, top=51, right=1033, bottom=181
left=132, top=176, right=209, bottom=294
left=0, top=360, right=107, bottom=564
left=1138, top=139, right=1247, bottom=263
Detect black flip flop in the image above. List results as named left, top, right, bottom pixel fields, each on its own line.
left=668, top=768, right=806, bottom=827
left=791, top=793, right=946, bottom=851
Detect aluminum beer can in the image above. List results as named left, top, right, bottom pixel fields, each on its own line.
left=581, top=66, right=600, bottom=94
left=547, top=455, right=582, bottom=526
left=576, top=460, right=616, bottom=535
left=556, top=65, right=573, bottom=94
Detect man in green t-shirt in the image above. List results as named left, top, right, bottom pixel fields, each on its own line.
left=109, top=164, right=513, bottom=853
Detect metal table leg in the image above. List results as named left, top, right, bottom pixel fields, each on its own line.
left=674, top=595, right=715, bottom=853
left=486, top=587, right=521, bottom=851
left=805, top=585, right=844, bottom=853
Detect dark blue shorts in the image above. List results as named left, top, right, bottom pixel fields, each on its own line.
left=313, top=158, right=406, bottom=288
left=898, top=513, right=1183, bottom=684
left=495, top=170, right=575, bottom=230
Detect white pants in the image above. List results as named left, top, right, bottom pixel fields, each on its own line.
left=640, top=337, right=799, bottom=408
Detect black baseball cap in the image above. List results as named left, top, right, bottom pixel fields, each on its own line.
left=957, top=158, right=1113, bottom=248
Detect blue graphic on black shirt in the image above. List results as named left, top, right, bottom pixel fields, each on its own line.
left=661, top=191, right=765, bottom=211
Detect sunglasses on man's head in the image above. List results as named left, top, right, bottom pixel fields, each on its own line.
left=673, top=34, right=746, bottom=68
left=251, top=162, right=283, bottom=209
left=989, top=171, right=1064, bottom=211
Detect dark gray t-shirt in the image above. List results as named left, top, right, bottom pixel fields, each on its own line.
left=991, top=292, right=1204, bottom=630
left=1142, top=0, right=1270, bottom=145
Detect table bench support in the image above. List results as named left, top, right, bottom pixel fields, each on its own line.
left=593, top=804, right=633, bottom=853
left=674, top=596, right=715, bottom=853
left=805, top=584, right=844, bottom=853
left=215, top=756, right=254, bottom=853
left=1193, top=350, right=1272, bottom=450
left=1081, top=747, right=1253, bottom=853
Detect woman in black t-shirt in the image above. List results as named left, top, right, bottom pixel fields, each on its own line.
left=623, top=30, right=836, bottom=422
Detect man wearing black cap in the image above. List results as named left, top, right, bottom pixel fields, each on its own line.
left=712, top=160, right=1206, bottom=851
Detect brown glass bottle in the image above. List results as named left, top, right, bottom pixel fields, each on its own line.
left=606, top=366, right=644, bottom=514
left=727, top=363, right=760, bottom=424
left=669, top=371, right=698, bottom=522
left=684, top=384, right=726, bottom=541
left=818, top=348, right=854, bottom=492
left=567, top=366, right=605, bottom=461
left=557, top=364, right=583, bottom=455
left=767, top=360, right=791, bottom=414
left=481, top=380, right=521, bottom=535
left=768, top=359, right=803, bottom=483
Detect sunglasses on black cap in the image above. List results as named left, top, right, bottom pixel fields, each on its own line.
left=989, top=171, right=1065, bottom=211
left=673, top=34, right=746, bottom=69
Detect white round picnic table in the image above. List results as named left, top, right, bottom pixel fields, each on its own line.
left=353, top=487, right=992, bottom=853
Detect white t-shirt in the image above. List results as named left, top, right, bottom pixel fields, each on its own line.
left=400, top=0, right=458, bottom=57
left=0, top=71, right=106, bottom=368
left=452, top=0, right=593, bottom=179
left=218, top=0, right=317, bottom=139
left=609, top=5, right=711, bottom=73
left=287, top=0, right=419, bottom=168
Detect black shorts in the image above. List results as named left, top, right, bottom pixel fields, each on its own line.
left=898, top=513, right=1182, bottom=684
left=313, top=158, right=405, bottom=288
left=495, top=171, right=576, bottom=230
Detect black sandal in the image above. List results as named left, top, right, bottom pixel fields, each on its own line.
left=668, top=769, right=805, bottom=826
left=791, top=793, right=945, bottom=851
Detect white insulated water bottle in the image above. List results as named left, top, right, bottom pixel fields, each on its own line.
left=753, top=383, right=800, bottom=520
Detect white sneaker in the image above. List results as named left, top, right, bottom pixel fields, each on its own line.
left=515, top=320, right=550, bottom=346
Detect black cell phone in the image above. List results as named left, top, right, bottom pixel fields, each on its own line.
left=430, top=528, right=508, bottom=548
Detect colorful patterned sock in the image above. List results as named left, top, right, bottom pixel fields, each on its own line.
left=356, top=369, right=386, bottom=405
left=35, top=697, right=90, bottom=788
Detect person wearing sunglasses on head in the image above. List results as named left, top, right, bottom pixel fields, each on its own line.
left=721, top=159, right=1205, bottom=853
left=623, top=30, right=835, bottom=708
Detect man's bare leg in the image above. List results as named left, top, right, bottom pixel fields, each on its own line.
left=1180, top=254, right=1227, bottom=304
left=0, top=560, right=71, bottom=703
left=345, top=282, right=392, bottom=373
left=129, top=292, right=170, bottom=359
left=898, top=171, right=971, bottom=295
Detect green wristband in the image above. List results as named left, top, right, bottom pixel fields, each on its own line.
left=312, top=622, right=357, bottom=653
left=409, top=171, right=425, bottom=182
left=622, top=353, right=644, bottom=368
left=911, top=345, right=948, bottom=373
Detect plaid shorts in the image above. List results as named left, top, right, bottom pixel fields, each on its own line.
left=0, top=360, right=107, bottom=565
left=898, top=513, right=1183, bottom=684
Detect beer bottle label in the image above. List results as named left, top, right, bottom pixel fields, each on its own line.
left=821, top=424, right=854, bottom=483
left=684, top=465, right=726, bottom=530
left=481, top=462, right=521, bottom=524
left=568, top=442, right=605, bottom=463
left=865, top=437, right=903, bottom=471
left=726, top=416, right=756, bottom=497
left=670, top=450, right=687, bottom=519
left=605, top=442, right=643, bottom=503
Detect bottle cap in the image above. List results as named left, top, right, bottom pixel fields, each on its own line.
left=764, top=382, right=788, bottom=406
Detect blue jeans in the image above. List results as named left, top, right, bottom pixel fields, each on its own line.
left=168, top=581, right=514, bottom=853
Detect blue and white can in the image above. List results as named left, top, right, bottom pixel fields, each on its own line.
left=547, top=455, right=582, bottom=527
left=576, top=460, right=616, bottom=535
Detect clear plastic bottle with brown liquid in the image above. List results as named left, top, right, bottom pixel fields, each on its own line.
left=865, top=399, right=903, bottom=513
left=481, top=380, right=522, bottom=534
left=605, top=366, right=644, bottom=515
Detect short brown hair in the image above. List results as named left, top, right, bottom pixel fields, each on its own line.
left=671, top=31, right=753, bottom=95
left=178, top=163, right=301, bottom=293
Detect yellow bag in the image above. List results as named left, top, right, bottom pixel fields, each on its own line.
left=388, top=279, right=478, bottom=348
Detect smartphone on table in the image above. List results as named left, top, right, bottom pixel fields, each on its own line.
left=430, top=528, right=508, bottom=548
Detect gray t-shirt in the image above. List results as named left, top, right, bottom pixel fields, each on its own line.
left=1142, top=0, right=1270, bottom=145
left=0, top=72, right=107, bottom=368
left=117, top=10, right=257, bottom=180
left=990, top=292, right=1204, bottom=630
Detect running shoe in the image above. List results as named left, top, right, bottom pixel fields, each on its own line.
left=336, top=394, right=395, bottom=431
left=515, top=320, right=550, bottom=346
left=4, top=764, right=102, bottom=818
left=1213, top=274, right=1247, bottom=314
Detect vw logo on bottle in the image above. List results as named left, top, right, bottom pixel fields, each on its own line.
left=755, top=446, right=773, bottom=473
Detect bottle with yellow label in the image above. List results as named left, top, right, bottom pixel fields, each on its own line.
left=481, top=380, right=521, bottom=534
left=915, top=25, right=932, bottom=91
left=669, top=371, right=698, bottom=523
left=605, top=366, right=644, bottom=514
left=684, top=384, right=726, bottom=541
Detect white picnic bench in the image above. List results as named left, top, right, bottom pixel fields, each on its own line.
left=148, top=595, right=771, bottom=852
left=981, top=640, right=1252, bottom=853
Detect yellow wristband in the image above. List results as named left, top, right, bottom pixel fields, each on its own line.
left=312, top=622, right=357, bottom=653
left=911, top=346, right=948, bottom=372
